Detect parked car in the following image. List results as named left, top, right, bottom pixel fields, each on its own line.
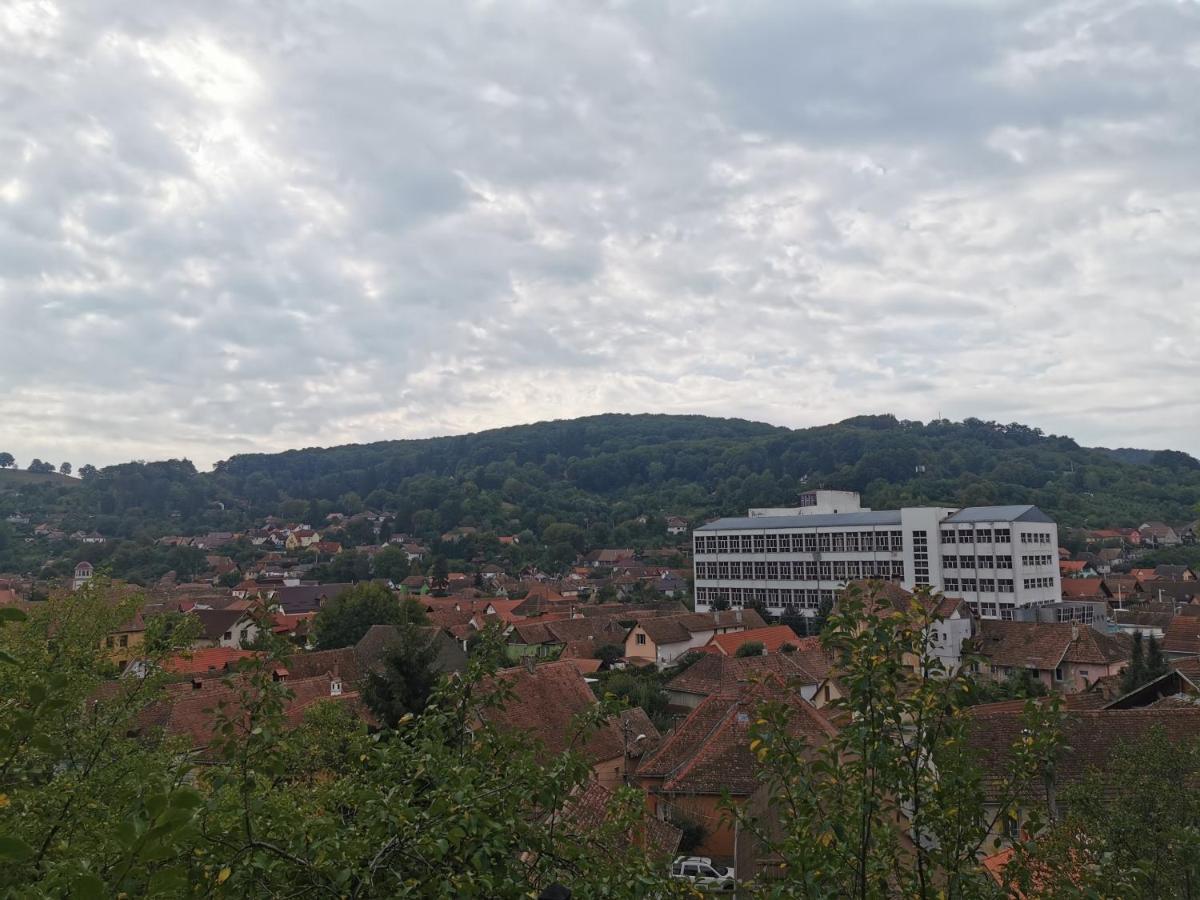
left=669, top=856, right=735, bottom=891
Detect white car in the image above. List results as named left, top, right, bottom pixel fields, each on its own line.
left=669, top=856, right=736, bottom=891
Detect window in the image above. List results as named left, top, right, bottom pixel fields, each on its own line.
left=753, top=535, right=766, bottom=553
left=740, top=535, right=753, bottom=552
left=803, top=533, right=818, bottom=552
left=958, top=529, right=974, bottom=544
left=718, top=562, right=730, bottom=578
left=940, top=530, right=957, bottom=544
left=819, top=561, right=832, bottom=579
left=847, top=560, right=861, bottom=579
left=846, top=533, right=860, bottom=552
left=962, top=578, right=978, bottom=591
left=717, top=536, right=729, bottom=553
left=119, top=634, right=129, bottom=648
left=960, top=555, right=975, bottom=570
left=979, top=578, right=995, bottom=592
left=223, top=631, right=232, bottom=641
left=998, top=579, right=1014, bottom=593
left=997, top=556, right=1013, bottom=569
left=976, top=528, right=993, bottom=543
left=891, top=561, right=905, bottom=578
left=890, top=531, right=904, bottom=551
left=636, top=633, right=646, bottom=645
left=995, top=528, right=1011, bottom=543
left=944, top=578, right=960, bottom=592
left=1054, top=666, right=1064, bottom=682
left=777, top=534, right=792, bottom=552
left=832, top=532, right=846, bottom=552
left=765, top=535, right=778, bottom=553
left=779, top=561, right=792, bottom=579
left=105, top=636, right=114, bottom=648
left=766, top=562, right=779, bottom=580
left=754, top=562, right=767, bottom=579
left=818, top=533, right=832, bottom=552
left=943, top=555, right=958, bottom=569
left=832, top=561, right=847, bottom=580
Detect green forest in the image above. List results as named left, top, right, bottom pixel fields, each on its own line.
left=2, top=414, right=1198, bottom=578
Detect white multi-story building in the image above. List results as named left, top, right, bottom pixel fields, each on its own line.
left=692, top=491, right=1060, bottom=621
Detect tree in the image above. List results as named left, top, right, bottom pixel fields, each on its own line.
left=1146, top=633, right=1169, bottom=683
left=312, top=582, right=427, bottom=650
left=58, top=462, right=72, bottom=476
left=362, top=620, right=443, bottom=726
left=26, top=458, right=54, bottom=474
left=0, top=584, right=686, bottom=898
left=594, top=643, right=626, bottom=667
left=0, top=452, right=13, bottom=468
left=78, top=463, right=98, bottom=480
left=372, top=544, right=411, bottom=583
left=734, top=641, right=766, bottom=657
left=1123, top=630, right=1148, bottom=693
left=734, top=582, right=1066, bottom=898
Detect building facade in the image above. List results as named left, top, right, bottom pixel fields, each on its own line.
left=693, top=491, right=1060, bottom=621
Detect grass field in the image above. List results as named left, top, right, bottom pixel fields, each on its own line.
left=0, top=468, right=80, bottom=489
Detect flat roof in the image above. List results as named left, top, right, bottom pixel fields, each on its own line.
left=696, top=505, right=1054, bottom=531
left=697, top=511, right=902, bottom=531
left=944, top=506, right=1053, bottom=524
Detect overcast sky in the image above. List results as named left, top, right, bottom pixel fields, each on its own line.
left=3, top=0, right=1200, bottom=469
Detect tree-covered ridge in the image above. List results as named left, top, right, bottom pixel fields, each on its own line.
left=3, top=414, right=1199, bottom=555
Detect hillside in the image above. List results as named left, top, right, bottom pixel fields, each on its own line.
left=0, top=469, right=79, bottom=488
left=3, top=415, right=1199, bottom=553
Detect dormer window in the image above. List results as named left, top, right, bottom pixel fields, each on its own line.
left=330, top=678, right=343, bottom=696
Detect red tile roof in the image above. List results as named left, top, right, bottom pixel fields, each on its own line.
left=161, top=648, right=258, bottom=675
left=666, top=650, right=827, bottom=697
left=708, top=624, right=802, bottom=656
left=640, top=679, right=836, bottom=795
left=1060, top=578, right=1109, bottom=599
left=479, top=660, right=624, bottom=763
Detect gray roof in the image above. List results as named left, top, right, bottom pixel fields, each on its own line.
left=697, top=511, right=902, bottom=531
left=943, top=505, right=1054, bottom=524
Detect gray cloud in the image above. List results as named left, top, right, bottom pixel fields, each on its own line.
left=1, top=0, right=1198, bottom=469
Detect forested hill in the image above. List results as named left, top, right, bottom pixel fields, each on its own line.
left=4, top=414, right=1200, bottom=545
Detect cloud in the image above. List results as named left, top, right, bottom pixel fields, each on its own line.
left=1, top=0, right=1198, bottom=469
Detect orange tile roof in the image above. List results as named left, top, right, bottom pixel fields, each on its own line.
left=708, top=624, right=803, bottom=656
left=161, top=648, right=259, bottom=675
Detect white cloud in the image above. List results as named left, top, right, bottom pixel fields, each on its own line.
left=0, top=0, right=1198, bottom=469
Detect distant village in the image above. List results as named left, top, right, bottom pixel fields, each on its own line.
left=2, top=494, right=1200, bottom=882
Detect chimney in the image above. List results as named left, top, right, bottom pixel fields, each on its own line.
left=735, top=609, right=742, bottom=624
left=191, top=678, right=203, bottom=691
left=1071, top=624, right=1079, bottom=642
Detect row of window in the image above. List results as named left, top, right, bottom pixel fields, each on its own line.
left=1020, top=555, right=1054, bottom=567
left=944, top=577, right=1015, bottom=593
left=1019, top=532, right=1052, bottom=544
left=942, top=555, right=1014, bottom=570
left=969, top=601, right=1017, bottom=620
left=939, top=528, right=1011, bottom=544
left=696, top=586, right=839, bottom=610
left=695, top=530, right=904, bottom=555
left=913, top=529, right=930, bottom=586
left=695, top=559, right=906, bottom=581
left=1024, top=577, right=1055, bottom=589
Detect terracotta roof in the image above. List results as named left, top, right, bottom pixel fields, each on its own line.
left=640, top=679, right=836, bottom=795
left=973, top=620, right=1130, bottom=670
left=964, top=707, right=1200, bottom=801
left=554, top=781, right=682, bottom=860
left=637, top=610, right=766, bottom=646
left=273, top=583, right=355, bottom=613
left=161, top=648, right=258, bottom=675
left=1112, top=610, right=1173, bottom=630
left=1165, top=617, right=1200, bottom=655
left=666, top=651, right=825, bottom=698
left=708, top=624, right=803, bottom=656
left=1060, top=578, right=1109, bottom=600
left=479, top=660, right=624, bottom=763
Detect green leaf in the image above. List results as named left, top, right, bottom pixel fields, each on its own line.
left=0, top=650, right=18, bottom=665
left=72, top=873, right=106, bottom=900
left=0, top=836, right=33, bottom=859
left=0, top=607, right=27, bottom=624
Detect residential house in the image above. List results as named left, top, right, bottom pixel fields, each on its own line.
left=190, top=608, right=260, bottom=649
left=1163, top=616, right=1200, bottom=657
left=1111, top=609, right=1173, bottom=639
left=964, top=707, right=1200, bottom=847
left=103, top=611, right=147, bottom=665
left=194, top=532, right=235, bottom=550
left=272, top=582, right=354, bottom=614
left=1156, top=565, right=1197, bottom=581
left=478, top=659, right=650, bottom=790
left=1139, top=522, right=1181, bottom=548
left=551, top=780, right=682, bottom=862
left=583, top=548, right=637, bottom=568
left=624, top=610, right=767, bottom=669
left=706, top=624, right=802, bottom=657
left=664, top=648, right=837, bottom=710
left=637, top=678, right=837, bottom=858
left=665, top=516, right=689, bottom=535
left=1060, top=578, right=1112, bottom=602
left=284, top=624, right=466, bottom=687
left=71, top=531, right=106, bottom=544
left=971, top=620, right=1131, bottom=693
left=285, top=529, right=319, bottom=551
left=1059, top=560, right=1097, bottom=578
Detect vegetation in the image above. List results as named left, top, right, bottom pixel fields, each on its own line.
left=312, top=583, right=428, bottom=650
left=3, top=415, right=1199, bottom=581
left=0, top=589, right=688, bottom=898
left=1121, top=630, right=1170, bottom=694
left=735, top=641, right=766, bottom=657
left=361, top=619, right=444, bottom=727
